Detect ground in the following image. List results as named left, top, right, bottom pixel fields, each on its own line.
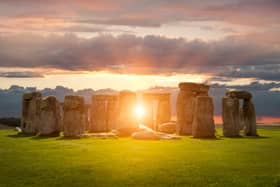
left=0, top=127, right=280, bottom=187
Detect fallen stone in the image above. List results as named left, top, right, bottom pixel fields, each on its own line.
left=158, top=122, right=176, bottom=134
left=131, top=130, right=160, bottom=140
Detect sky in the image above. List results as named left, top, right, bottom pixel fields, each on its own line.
left=0, top=0, right=279, bottom=90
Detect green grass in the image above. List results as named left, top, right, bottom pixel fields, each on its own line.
left=0, top=127, right=280, bottom=187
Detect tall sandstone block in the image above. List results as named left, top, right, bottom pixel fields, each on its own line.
left=90, top=95, right=119, bottom=132
left=63, top=95, right=86, bottom=138
left=243, top=99, right=257, bottom=136
left=176, top=82, right=212, bottom=136
left=192, top=96, right=215, bottom=138
left=38, top=96, right=61, bottom=136
left=21, top=92, right=42, bottom=134
left=222, top=97, right=240, bottom=137
left=222, top=90, right=257, bottom=137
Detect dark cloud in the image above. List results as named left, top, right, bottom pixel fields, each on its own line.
left=0, top=71, right=44, bottom=78
left=0, top=33, right=279, bottom=81
left=0, top=0, right=280, bottom=28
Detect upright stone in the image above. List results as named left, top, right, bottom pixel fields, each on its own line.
left=222, top=97, right=240, bottom=137
left=90, top=95, right=107, bottom=132
left=192, top=96, right=215, bottom=138
left=21, top=92, right=42, bottom=134
left=38, top=96, right=61, bottom=136
left=176, top=90, right=195, bottom=135
left=63, top=95, right=85, bottom=138
left=157, top=94, right=171, bottom=129
left=243, top=100, right=257, bottom=136
left=107, top=95, right=119, bottom=131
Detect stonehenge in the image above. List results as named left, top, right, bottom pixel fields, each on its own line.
left=222, top=90, right=257, bottom=136
left=19, top=83, right=258, bottom=139
left=176, top=82, right=215, bottom=138
left=142, top=93, right=171, bottom=130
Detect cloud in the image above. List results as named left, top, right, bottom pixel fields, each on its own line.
left=0, top=32, right=279, bottom=81
left=0, top=71, right=44, bottom=78
left=0, top=0, right=280, bottom=28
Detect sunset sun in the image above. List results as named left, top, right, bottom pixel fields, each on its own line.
left=135, top=105, right=145, bottom=120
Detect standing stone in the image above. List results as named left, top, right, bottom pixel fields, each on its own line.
left=222, top=97, right=240, bottom=137
left=118, top=91, right=138, bottom=136
left=192, top=96, right=215, bottom=138
left=21, top=92, right=42, bottom=134
left=107, top=95, right=119, bottom=131
left=176, top=90, right=195, bottom=135
left=243, top=100, right=257, bottom=136
left=90, top=95, right=107, bottom=132
left=157, top=94, right=171, bottom=129
left=38, top=96, right=61, bottom=136
left=222, top=90, right=257, bottom=137
left=63, top=95, right=85, bottom=138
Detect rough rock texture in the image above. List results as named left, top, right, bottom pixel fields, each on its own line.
left=63, top=95, right=86, bottom=138
left=90, top=95, right=107, bottom=132
left=38, top=96, right=61, bottom=136
left=118, top=91, right=138, bottom=135
left=157, top=96, right=171, bottom=128
left=107, top=96, right=119, bottom=131
left=222, top=90, right=257, bottom=137
left=192, top=96, right=215, bottom=138
left=21, top=92, right=42, bottom=134
left=226, top=90, right=252, bottom=100
left=158, top=122, right=176, bottom=134
left=243, top=100, right=257, bottom=136
left=176, top=90, right=196, bottom=135
left=222, top=97, right=240, bottom=137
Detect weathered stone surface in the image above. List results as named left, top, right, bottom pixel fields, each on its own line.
left=118, top=91, right=138, bottom=132
left=158, top=122, right=176, bottom=134
left=157, top=96, right=171, bottom=128
left=176, top=90, right=196, bottom=135
left=179, top=82, right=210, bottom=93
left=90, top=95, right=119, bottom=132
left=21, top=92, right=42, bottom=134
left=38, top=96, right=61, bottom=136
left=107, top=96, right=119, bottom=131
left=90, top=96, right=107, bottom=132
left=222, top=97, right=240, bottom=137
left=243, top=100, right=257, bottom=136
left=63, top=95, right=85, bottom=138
left=226, top=90, right=252, bottom=100
left=192, top=96, right=215, bottom=138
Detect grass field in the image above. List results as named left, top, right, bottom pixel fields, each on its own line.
left=0, top=127, right=280, bottom=187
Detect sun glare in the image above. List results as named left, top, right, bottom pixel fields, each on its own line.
left=135, top=105, right=145, bottom=120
